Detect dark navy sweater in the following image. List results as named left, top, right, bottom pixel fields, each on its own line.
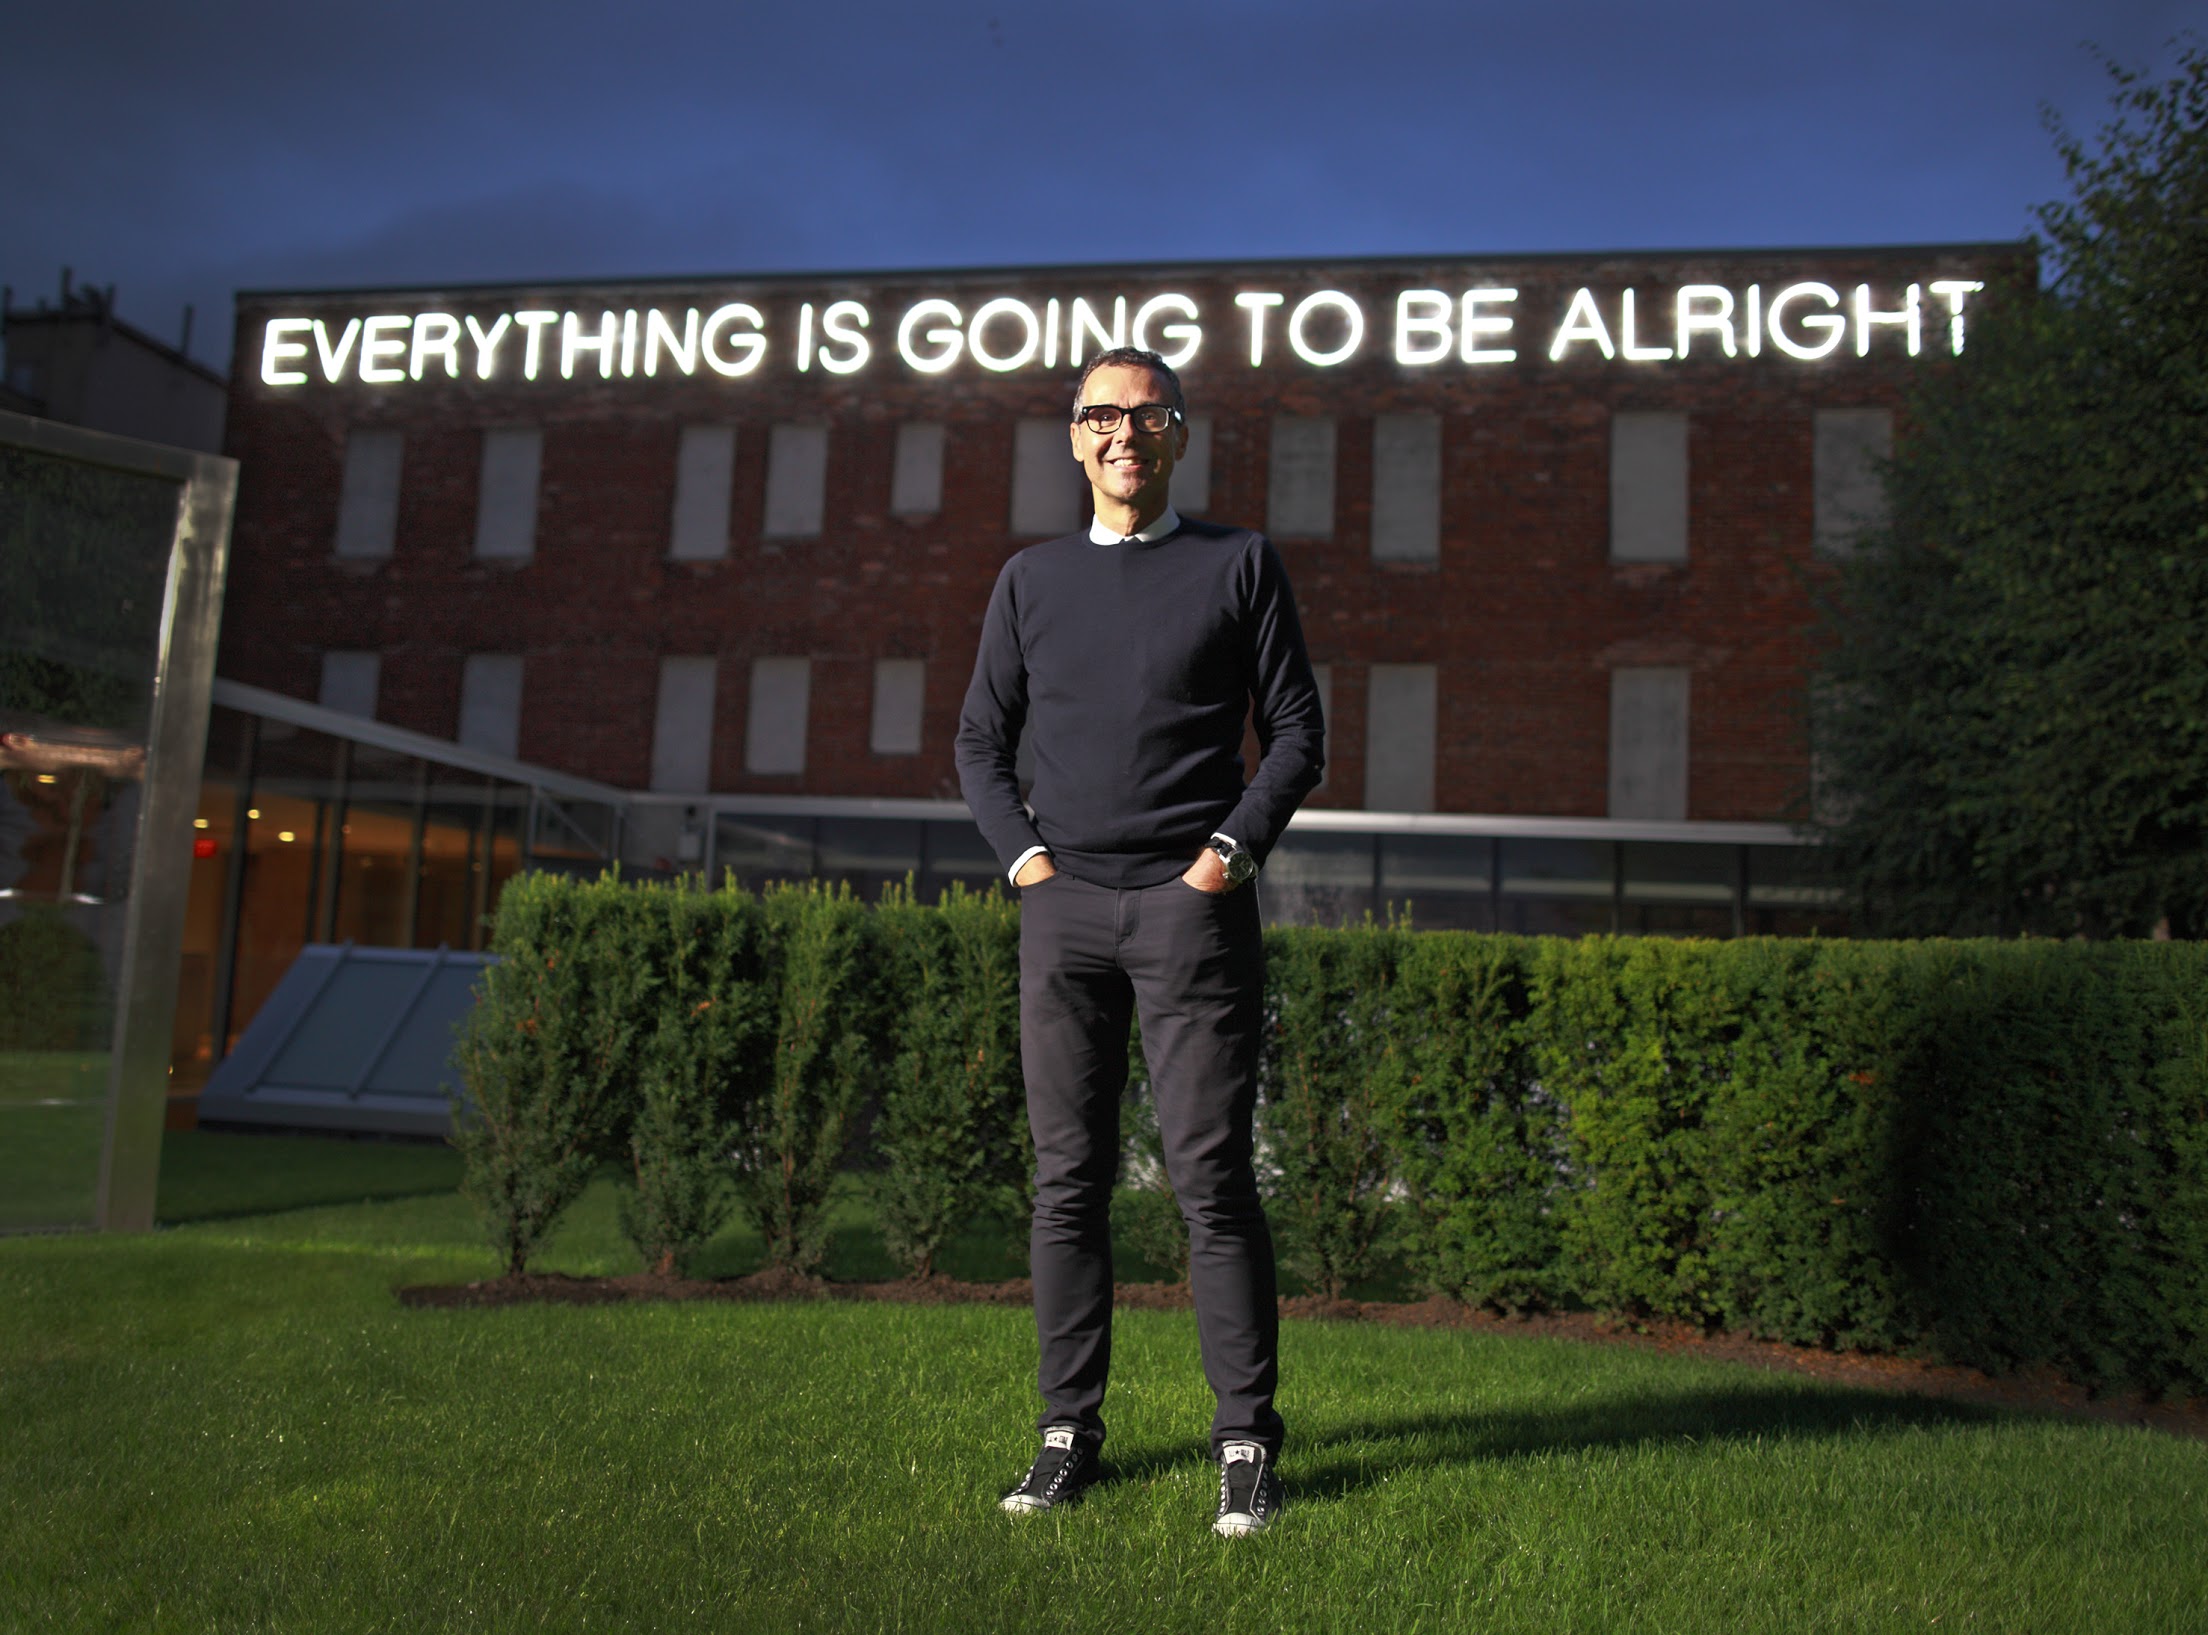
left=954, top=517, right=1325, bottom=889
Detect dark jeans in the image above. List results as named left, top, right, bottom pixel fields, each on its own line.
left=1017, top=871, right=1282, bottom=1458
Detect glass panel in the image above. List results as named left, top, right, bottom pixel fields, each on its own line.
left=414, top=770, right=491, bottom=951
left=1378, top=833, right=1494, bottom=931
left=1260, top=831, right=1375, bottom=928
left=817, top=818, right=921, bottom=903
left=533, top=795, right=619, bottom=872
left=621, top=803, right=706, bottom=878
left=921, top=819, right=1002, bottom=898
left=1499, top=837, right=1614, bottom=937
left=1620, top=841, right=1735, bottom=936
left=330, top=745, right=421, bottom=949
left=481, top=784, right=527, bottom=932
left=0, top=443, right=188, bottom=1229
left=224, top=722, right=338, bottom=1060
left=714, top=813, right=814, bottom=893
left=170, top=708, right=251, bottom=1100
left=1746, top=844, right=1850, bottom=936
left=1621, top=842, right=1736, bottom=903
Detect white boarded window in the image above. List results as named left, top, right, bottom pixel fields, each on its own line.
left=474, top=427, right=542, bottom=561
left=318, top=651, right=380, bottom=720
left=1365, top=663, right=1437, bottom=812
left=1011, top=418, right=1085, bottom=536
left=1169, top=414, right=1213, bottom=515
left=871, top=659, right=926, bottom=756
left=334, top=428, right=402, bottom=559
left=1269, top=416, right=1336, bottom=539
left=891, top=421, right=946, bottom=517
left=1814, top=408, right=1893, bottom=556
left=650, top=656, right=718, bottom=793
left=1610, top=411, right=1688, bottom=563
left=763, top=423, right=828, bottom=539
left=745, top=657, right=811, bottom=775
left=1371, top=414, right=1441, bottom=564
left=1310, top=663, right=1333, bottom=791
left=458, top=654, right=524, bottom=760
left=1610, top=667, right=1689, bottom=820
left=670, top=425, right=736, bottom=561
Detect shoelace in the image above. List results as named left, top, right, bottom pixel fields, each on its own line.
left=1220, top=1455, right=1265, bottom=1514
left=1024, top=1444, right=1077, bottom=1494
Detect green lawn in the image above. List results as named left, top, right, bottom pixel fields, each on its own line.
left=0, top=1133, right=2201, bottom=1633
left=0, top=1051, right=110, bottom=1230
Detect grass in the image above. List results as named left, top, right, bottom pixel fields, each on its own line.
left=1, top=1133, right=2202, bottom=1633
left=0, top=1051, right=110, bottom=1230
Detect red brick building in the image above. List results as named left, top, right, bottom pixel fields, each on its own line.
left=206, top=244, right=2029, bottom=936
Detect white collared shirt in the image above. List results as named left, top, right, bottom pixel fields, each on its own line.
left=1086, top=506, right=1182, bottom=547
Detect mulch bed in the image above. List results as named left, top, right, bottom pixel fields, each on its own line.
left=396, top=1271, right=2208, bottom=1442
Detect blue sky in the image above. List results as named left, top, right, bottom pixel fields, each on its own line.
left=3, top=0, right=2198, bottom=376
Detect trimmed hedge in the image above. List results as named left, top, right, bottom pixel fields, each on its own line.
left=456, top=875, right=2208, bottom=1393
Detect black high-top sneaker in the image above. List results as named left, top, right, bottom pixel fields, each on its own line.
left=1212, top=1441, right=1282, bottom=1536
left=1000, top=1427, right=1102, bottom=1514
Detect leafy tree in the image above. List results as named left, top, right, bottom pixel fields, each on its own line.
left=1813, top=43, right=2208, bottom=937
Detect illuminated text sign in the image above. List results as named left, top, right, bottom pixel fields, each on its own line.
left=259, top=278, right=1986, bottom=388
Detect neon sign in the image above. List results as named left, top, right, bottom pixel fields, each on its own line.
left=258, top=278, right=1985, bottom=388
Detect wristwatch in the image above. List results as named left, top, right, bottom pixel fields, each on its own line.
left=1207, top=836, right=1257, bottom=889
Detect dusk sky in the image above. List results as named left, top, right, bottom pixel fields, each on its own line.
left=4, top=1, right=2199, bottom=379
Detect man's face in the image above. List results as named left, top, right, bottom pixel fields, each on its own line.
left=1070, top=362, right=1188, bottom=520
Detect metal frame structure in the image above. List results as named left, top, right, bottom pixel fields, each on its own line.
left=1, top=406, right=236, bottom=1232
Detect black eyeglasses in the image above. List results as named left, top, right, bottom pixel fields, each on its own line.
left=1073, top=403, right=1182, bottom=436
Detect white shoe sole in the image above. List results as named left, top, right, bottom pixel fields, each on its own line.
left=1214, top=1512, right=1272, bottom=1537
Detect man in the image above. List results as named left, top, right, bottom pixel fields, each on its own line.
left=954, top=346, right=1324, bottom=1537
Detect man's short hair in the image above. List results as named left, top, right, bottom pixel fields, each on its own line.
left=1071, top=347, right=1186, bottom=420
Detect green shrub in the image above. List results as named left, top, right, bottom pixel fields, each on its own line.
left=1385, top=934, right=1561, bottom=1311
left=0, top=903, right=107, bottom=1051
left=734, top=883, right=880, bottom=1274
left=618, top=881, right=774, bottom=1276
left=1533, top=937, right=1740, bottom=1323
left=1260, top=922, right=1404, bottom=1299
left=1875, top=941, right=2208, bottom=1391
left=453, top=872, right=648, bottom=1276
left=1693, top=940, right=1912, bottom=1351
left=872, top=881, right=1024, bottom=1278
left=452, top=868, right=2208, bottom=1392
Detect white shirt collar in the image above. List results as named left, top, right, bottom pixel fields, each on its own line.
left=1088, top=506, right=1182, bottom=546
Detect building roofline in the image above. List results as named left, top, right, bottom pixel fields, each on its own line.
left=233, top=239, right=2037, bottom=305
left=4, top=303, right=228, bottom=389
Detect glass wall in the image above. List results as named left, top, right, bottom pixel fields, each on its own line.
left=2, top=419, right=226, bottom=1233
left=173, top=701, right=615, bottom=1124
left=169, top=719, right=1842, bottom=1133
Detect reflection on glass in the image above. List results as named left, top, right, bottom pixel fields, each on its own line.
left=818, top=818, right=921, bottom=902
left=0, top=441, right=185, bottom=1229
left=225, top=722, right=338, bottom=1061
left=623, top=804, right=706, bottom=877
left=415, top=772, right=516, bottom=952
left=1746, top=845, right=1848, bottom=936
left=330, top=746, right=421, bottom=949
left=715, top=814, right=813, bottom=892
left=1499, top=838, right=1613, bottom=936
left=1379, top=834, right=1494, bottom=931
left=922, top=819, right=1001, bottom=895
left=1620, top=841, right=1735, bottom=937
left=533, top=797, right=619, bottom=873
left=1262, top=832, right=1376, bottom=928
